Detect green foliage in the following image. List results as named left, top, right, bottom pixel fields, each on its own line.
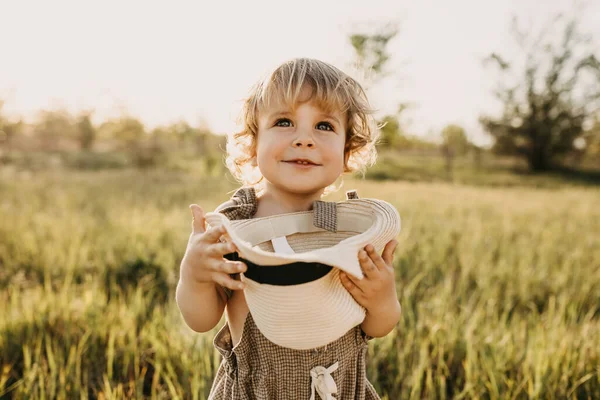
left=34, top=109, right=77, bottom=150
left=1, top=170, right=599, bottom=399
left=0, top=103, right=229, bottom=172
left=349, top=22, right=414, bottom=158
left=0, top=120, right=23, bottom=147
left=378, top=115, right=403, bottom=149
left=0, top=101, right=24, bottom=149
left=441, top=125, right=470, bottom=157
left=364, top=151, right=600, bottom=187
left=584, top=119, right=600, bottom=158
left=349, top=23, right=398, bottom=81
left=105, top=117, right=147, bottom=151
left=76, top=112, right=96, bottom=151
left=64, top=151, right=130, bottom=170
left=481, top=13, right=600, bottom=171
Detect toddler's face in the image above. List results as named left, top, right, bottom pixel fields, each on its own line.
left=255, top=91, right=346, bottom=196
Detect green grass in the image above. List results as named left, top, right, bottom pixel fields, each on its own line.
left=1, top=167, right=599, bottom=399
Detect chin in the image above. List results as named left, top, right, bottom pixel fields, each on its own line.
left=273, top=180, right=330, bottom=195
left=283, top=184, right=325, bottom=195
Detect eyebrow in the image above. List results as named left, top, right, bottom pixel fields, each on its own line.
left=268, top=110, right=292, bottom=118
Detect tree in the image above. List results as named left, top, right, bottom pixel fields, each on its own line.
left=0, top=100, right=24, bottom=151
left=98, top=116, right=154, bottom=167
left=76, top=111, right=96, bottom=151
left=34, top=109, right=76, bottom=150
left=583, top=119, right=600, bottom=159
left=441, top=124, right=470, bottom=177
left=349, top=23, right=399, bottom=86
left=110, top=117, right=146, bottom=151
left=441, top=124, right=470, bottom=157
left=379, top=115, right=402, bottom=149
left=480, top=12, right=600, bottom=171
left=349, top=22, right=410, bottom=151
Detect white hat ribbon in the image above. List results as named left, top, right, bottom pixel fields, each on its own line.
left=310, top=362, right=339, bottom=400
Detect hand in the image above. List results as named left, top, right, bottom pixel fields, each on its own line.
left=180, top=204, right=247, bottom=291
left=340, top=240, right=399, bottom=313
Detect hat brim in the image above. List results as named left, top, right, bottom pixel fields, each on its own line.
left=206, top=199, right=401, bottom=280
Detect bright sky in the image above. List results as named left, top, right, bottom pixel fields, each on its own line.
left=1, top=0, right=599, bottom=146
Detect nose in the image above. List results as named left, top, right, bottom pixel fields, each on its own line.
left=292, top=128, right=315, bottom=148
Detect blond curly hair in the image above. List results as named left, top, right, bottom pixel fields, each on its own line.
left=225, top=58, right=379, bottom=191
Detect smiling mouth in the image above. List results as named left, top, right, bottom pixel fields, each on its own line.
left=283, top=159, right=321, bottom=166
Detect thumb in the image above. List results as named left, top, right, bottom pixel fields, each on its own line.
left=189, top=204, right=205, bottom=234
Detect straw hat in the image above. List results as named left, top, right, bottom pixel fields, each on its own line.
left=205, top=194, right=401, bottom=350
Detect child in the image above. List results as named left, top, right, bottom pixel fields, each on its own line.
left=176, top=58, right=401, bottom=399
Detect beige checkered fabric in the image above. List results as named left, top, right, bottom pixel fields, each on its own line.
left=313, top=200, right=338, bottom=232
left=218, top=187, right=340, bottom=232
left=209, top=312, right=380, bottom=400
left=208, top=187, right=381, bottom=399
left=346, top=190, right=359, bottom=200
left=217, top=187, right=258, bottom=221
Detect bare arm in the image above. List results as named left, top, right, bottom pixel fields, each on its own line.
left=176, top=264, right=227, bottom=332
left=340, top=241, right=401, bottom=338
left=360, top=298, right=401, bottom=338
left=176, top=204, right=246, bottom=332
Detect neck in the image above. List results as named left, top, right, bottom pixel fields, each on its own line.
left=255, top=183, right=324, bottom=218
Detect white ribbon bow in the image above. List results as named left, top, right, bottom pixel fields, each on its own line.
left=309, top=362, right=339, bottom=400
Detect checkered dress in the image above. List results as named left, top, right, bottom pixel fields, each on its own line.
left=208, top=187, right=381, bottom=400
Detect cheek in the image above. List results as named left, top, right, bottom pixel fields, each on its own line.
left=324, top=136, right=347, bottom=165
left=256, top=140, right=275, bottom=160
left=255, top=135, right=285, bottom=168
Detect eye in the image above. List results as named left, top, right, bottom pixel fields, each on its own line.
left=316, top=121, right=334, bottom=131
left=274, top=118, right=293, bottom=128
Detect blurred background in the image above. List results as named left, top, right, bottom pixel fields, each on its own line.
left=1, top=0, right=599, bottom=399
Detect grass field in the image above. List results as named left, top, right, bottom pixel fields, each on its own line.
left=1, top=165, right=599, bottom=399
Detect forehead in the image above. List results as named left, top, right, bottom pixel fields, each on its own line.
left=257, top=83, right=348, bottom=118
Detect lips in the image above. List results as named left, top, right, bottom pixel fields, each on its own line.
left=283, top=158, right=321, bottom=166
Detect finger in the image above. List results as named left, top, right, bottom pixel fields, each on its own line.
left=365, top=244, right=389, bottom=270
left=213, top=272, right=245, bottom=291
left=382, top=240, right=398, bottom=266
left=341, top=271, right=365, bottom=292
left=213, top=259, right=247, bottom=275
left=206, top=241, right=237, bottom=257
left=359, top=248, right=379, bottom=277
left=189, top=204, right=205, bottom=234
left=340, top=272, right=363, bottom=297
left=201, top=225, right=227, bottom=243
